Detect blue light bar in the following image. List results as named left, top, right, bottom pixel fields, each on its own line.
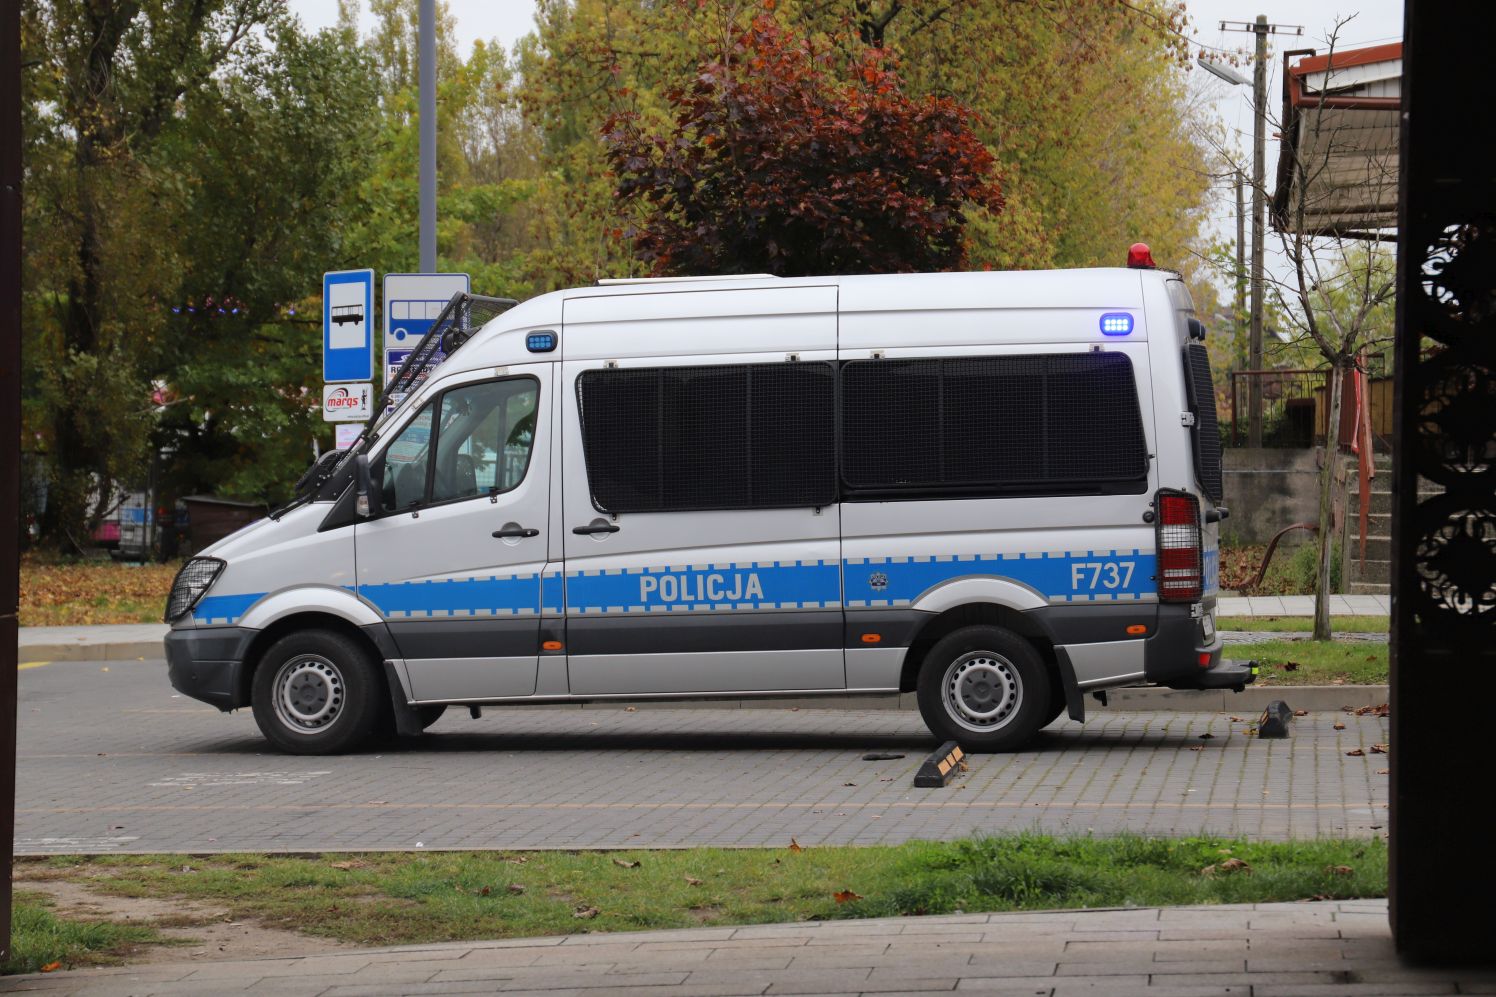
left=1099, top=312, right=1134, bottom=336
left=526, top=331, right=557, bottom=353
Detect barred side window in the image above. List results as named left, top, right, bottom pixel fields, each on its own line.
left=576, top=363, right=837, bottom=513
left=840, top=352, right=1150, bottom=498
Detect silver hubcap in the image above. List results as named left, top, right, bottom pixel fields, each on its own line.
left=272, top=655, right=345, bottom=733
left=943, top=652, right=1022, bottom=732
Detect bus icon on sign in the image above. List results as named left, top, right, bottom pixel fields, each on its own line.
left=331, top=304, right=364, bottom=326
left=388, top=299, right=450, bottom=343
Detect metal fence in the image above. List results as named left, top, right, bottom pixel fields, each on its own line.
left=1227, top=369, right=1333, bottom=447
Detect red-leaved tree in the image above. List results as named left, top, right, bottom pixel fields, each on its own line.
left=603, top=16, right=1003, bottom=277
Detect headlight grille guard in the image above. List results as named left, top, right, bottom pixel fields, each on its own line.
left=164, top=557, right=226, bottom=623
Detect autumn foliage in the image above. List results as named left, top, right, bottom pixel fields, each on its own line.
left=603, top=17, right=1003, bottom=277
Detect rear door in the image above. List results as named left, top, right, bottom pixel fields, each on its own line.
left=356, top=364, right=553, bottom=701
left=558, top=286, right=845, bottom=696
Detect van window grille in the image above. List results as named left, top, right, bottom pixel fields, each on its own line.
left=576, top=363, right=836, bottom=513
left=1184, top=343, right=1224, bottom=503
left=840, top=353, right=1150, bottom=497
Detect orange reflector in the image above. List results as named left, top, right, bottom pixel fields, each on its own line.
left=1126, top=624, right=1148, bottom=635
left=1198, top=652, right=1212, bottom=667
left=542, top=640, right=564, bottom=651
left=861, top=633, right=882, bottom=644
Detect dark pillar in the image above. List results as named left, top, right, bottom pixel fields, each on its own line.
left=1390, top=0, right=1496, bottom=964
left=1, top=0, right=23, bottom=960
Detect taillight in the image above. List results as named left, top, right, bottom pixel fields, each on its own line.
left=1156, top=489, right=1202, bottom=602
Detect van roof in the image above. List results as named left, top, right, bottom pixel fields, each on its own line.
left=558, top=267, right=1163, bottom=310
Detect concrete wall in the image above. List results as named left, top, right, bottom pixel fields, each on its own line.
left=1221, top=448, right=1323, bottom=545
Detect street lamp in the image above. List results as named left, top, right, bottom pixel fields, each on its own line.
left=1197, top=56, right=1251, bottom=87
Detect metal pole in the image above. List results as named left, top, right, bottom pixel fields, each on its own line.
left=1, top=0, right=23, bottom=960
left=418, top=0, right=437, bottom=272
left=1248, top=15, right=1268, bottom=448
left=1235, top=169, right=1247, bottom=363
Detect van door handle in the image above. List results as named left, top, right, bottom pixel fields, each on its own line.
left=572, top=523, right=620, bottom=535
left=492, top=527, right=540, bottom=539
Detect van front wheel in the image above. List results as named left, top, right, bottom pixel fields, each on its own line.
left=251, top=629, right=382, bottom=755
left=915, top=625, right=1050, bottom=752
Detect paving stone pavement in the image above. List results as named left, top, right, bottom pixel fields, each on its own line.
left=7, top=899, right=1493, bottom=996
left=13, top=658, right=1390, bottom=855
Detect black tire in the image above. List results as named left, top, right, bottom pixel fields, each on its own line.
left=251, top=629, right=383, bottom=755
left=915, top=624, right=1051, bottom=752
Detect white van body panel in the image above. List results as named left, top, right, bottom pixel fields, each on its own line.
left=167, top=267, right=1241, bottom=734
left=185, top=502, right=358, bottom=629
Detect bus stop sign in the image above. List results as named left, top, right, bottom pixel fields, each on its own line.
left=323, top=269, right=374, bottom=383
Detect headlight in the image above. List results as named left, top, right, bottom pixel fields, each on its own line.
left=164, top=557, right=226, bottom=623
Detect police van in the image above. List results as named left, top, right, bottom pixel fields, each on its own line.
left=164, top=250, right=1255, bottom=755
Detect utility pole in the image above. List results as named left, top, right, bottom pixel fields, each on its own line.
left=1223, top=17, right=1303, bottom=447
left=1236, top=169, right=1247, bottom=361
left=418, top=0, right=437, bottom=272
left=1, top=0, right=22, bottom=961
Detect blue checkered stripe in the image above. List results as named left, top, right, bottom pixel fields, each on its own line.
left=359, top=567, right=566, bottom=620
left=845, top=550, right=1159, bottom=607
left=193, top=592, right=267, bottom=625
left=565, top=560, right=841, bottom=615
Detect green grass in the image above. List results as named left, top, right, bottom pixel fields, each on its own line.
left=3, top=893, right=168, bottom=975
left=19, top=837, right=1386, bottom=951
left=1218, top=616, right=1390, bottom=634
left=1248, top=640, right=1388, bottom=686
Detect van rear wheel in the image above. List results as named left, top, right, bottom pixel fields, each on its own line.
left=251, top=629, right=382, bottom=755
left=915, top=625, right=1050, bottom=752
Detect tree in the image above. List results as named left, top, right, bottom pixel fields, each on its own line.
left=22, top=0, right=281, bottom=549
left=603, top=16, right=1003, bottom=276
left=517, top=0, right=1211, bottom=287
left=1203, top=18, right=1397, bottom=639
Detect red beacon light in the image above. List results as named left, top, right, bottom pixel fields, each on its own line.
left=1126, top=243, right=1156, bottom=269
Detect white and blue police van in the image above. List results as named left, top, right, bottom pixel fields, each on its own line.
left=164, top=252, right=1254, bottom=755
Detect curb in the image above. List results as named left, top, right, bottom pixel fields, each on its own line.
left=17, top=639, right=165, bottom=664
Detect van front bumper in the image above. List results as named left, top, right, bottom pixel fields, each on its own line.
left=164, top=626, right=255, bottom=712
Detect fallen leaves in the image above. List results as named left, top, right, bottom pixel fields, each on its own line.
left=1333, top=722, right=1346, bottom=731
left=1376, top=768, right=1389, bottom=775
left=19, top=554, right=181, bottom=627
left=1369, top=743, right=1389, bottom=754
left=684, top=876, right=703, bottom=886
left=1293, top=709, right=1309, bottom=717
left=1329, top=865, right=1354, bottom=876
left=1347, top=703, right=1390, bottom=717
left=573, top=905, right=600, bottom=919
left=788, top=838, right=804, bottom=854
left=832, top=890, right=863, bottom=904
left=1199, top=732, right=1215, bottom=740
left=1346, top=748, right=1365, bottom=757
left=1201, top=857, right=1251, bottom=876
left=507, top=884, right=526, bottom=895
left=40, top=962, right=62, bottom=973
left=612, top=859, right=640, bottom=869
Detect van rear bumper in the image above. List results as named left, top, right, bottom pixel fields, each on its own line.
left=1036, top=603, right=1252, bottom=706
left=164, top=626, right=254, bottom=712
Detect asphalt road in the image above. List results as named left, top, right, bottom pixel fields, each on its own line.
left=13, top=657, right=1390, bottom=854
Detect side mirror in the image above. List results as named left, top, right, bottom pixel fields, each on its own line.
left=355, top=454, right=373, bottom=518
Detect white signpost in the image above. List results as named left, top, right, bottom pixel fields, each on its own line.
left=322, top=382, right=373, bottom=422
